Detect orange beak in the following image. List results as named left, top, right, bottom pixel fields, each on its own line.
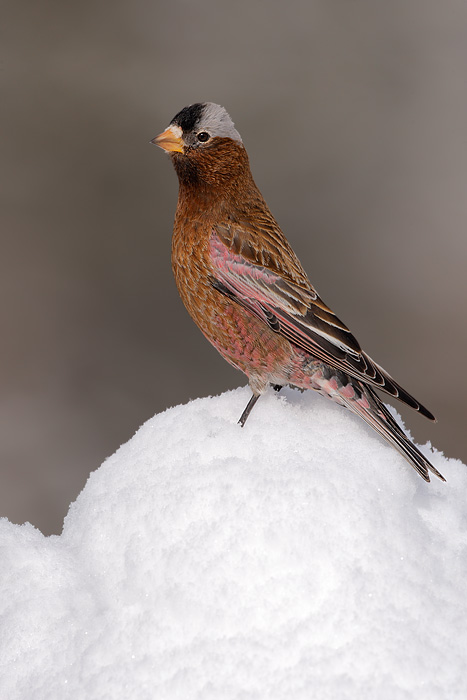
left=150, top=124, right=184, bottom=153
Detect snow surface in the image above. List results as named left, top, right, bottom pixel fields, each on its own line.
left=1, top=386, right=466, bottom=700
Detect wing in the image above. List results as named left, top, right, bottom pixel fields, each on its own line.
left=210, top=222, right=435, bottom=420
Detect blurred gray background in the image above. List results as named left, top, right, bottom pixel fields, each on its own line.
left=1, top=0, right=466, bottom=535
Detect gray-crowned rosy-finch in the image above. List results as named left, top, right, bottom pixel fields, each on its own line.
left=152, top=102, right=444, bottom=483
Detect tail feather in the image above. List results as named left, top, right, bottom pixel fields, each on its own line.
left=342, top=385, right=445, bottom=482
left=369, top=357, right=436, bottom=422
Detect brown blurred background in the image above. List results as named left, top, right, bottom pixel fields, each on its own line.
left=1, top=0, right=466, bottom=534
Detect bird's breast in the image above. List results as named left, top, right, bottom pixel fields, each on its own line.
left=171, top=216, right=294, bottom=386
left=171, top=218, right=213, bottom=313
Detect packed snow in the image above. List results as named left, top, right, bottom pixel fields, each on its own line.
left=1, top=387, right=466, bottom=700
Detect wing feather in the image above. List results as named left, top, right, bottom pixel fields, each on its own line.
left=210, top=224, right=434, bottom=420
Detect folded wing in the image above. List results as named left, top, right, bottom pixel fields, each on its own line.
left=210, top=223, right=435, bottom=420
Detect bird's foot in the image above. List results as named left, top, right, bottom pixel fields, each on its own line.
left=238, top=393, right=260, bottom=427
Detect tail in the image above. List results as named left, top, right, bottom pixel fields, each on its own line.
left=342, top=384, right=445, bottom=482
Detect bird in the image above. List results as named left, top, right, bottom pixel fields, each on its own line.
left=151, top=102, right=444, bottom=483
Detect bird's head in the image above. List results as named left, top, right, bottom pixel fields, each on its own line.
left=152, top=103, right=249, bottom=191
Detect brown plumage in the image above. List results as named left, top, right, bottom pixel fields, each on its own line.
left=152, top=102, right=444, bottom=483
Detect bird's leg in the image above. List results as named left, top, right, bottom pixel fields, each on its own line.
left=238, top=393, right=260, bottom=427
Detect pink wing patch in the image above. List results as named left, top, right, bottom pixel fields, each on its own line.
left=208, top=228, right=436, bottom=421
left=209, top=230, right=356, bottom=359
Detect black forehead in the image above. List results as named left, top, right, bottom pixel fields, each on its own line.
left=170, top=103, right=205, bottom=133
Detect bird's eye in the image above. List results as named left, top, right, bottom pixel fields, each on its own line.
left=197, top=131, right=210, bottom=142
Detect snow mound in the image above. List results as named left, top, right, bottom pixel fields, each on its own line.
left=1, top=387, right=466, bottom=700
